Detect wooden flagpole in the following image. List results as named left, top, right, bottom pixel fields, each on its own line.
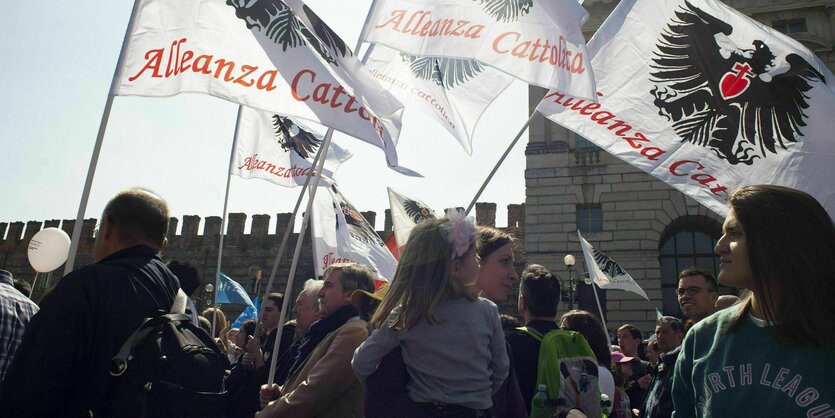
left=266, top=127, right=335, bottom=384
left=210, top=105, right=244, bottom=339
left=250, top=130, right=327, bottom=341
left=63, top=0, right=143, bottom=275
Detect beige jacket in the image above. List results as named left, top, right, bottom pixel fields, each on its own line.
left=263, top=317, right=369, bottom=418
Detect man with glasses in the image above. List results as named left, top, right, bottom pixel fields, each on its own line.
left=676, top=267, right=719, bottom=328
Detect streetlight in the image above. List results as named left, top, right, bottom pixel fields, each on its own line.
left=562, top=254, right=592, bottom=310
left=204, top=283, right=214, bottom=307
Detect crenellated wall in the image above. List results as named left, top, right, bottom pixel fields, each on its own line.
left=1, top=203, right=526, bottom=313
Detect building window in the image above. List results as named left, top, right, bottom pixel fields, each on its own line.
left=658, top=217, right=722, bottom=317
left=773, top=18, right=807, bottom=34
left=574, top=134, right=600, bottom=165
left=576, top=135, right=596, bottom=149
left=577, top=204, right=603, bottom=232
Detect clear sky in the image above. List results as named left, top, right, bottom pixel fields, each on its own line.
left=0, top=1, right=528, bottom=234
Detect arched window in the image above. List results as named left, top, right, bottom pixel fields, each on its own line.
left=658, top=216, right=722, bottom=316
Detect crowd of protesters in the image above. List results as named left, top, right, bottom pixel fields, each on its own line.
left=0, top=184, right=833, bottom=417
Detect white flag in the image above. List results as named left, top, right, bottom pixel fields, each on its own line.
left=360, top=0, right=595, bottom=98
left=364, top=44, right=514, bottom=154
left=578, top=231, right=649, bottom=300
left=387, top=187, right=437, bottom=251
left=312, top=184, right=398, bottom=282
left=112, top=0, right=413, bottom=173
left=231, top=107, right=351, bottom=187
left=538, top=0, right=835, bottom=217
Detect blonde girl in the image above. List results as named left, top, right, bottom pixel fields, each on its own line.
left=352, top=212, right=509, bottom=417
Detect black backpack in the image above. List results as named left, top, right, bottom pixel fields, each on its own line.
left=105, top=312, right=229, bottom=418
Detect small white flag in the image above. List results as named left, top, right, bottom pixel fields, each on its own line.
left=578, top=230, right=649, bottom=300
left=387, top=188, right=438, bottom=251
left=231, top=107, right=352, bottom=187
left=311, top=184, right=398, bottom=282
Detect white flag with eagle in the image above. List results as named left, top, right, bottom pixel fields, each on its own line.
left=359, top=0, right=596, bottom=99
left=387, top=188, right=438, bottom=254
left=112, top=0, right=413, bottom=174
left=537, top=0, right=835, bottom=218
left=578, top=230, right=649, bottom=300
left=231, top=107, right=352, bottom=187
left=363, top=44, right=513, bottom=154
left=311, top=184, right=398, bottom=284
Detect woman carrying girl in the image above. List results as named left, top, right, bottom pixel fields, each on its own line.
left=352, top=212, right=509, bottom=417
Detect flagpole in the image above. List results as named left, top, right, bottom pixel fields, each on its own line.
left=266, top=127, right=335, bottom=385
left=210, top=104, right=244, bottom=339
left=251, top=134, right=327, bottom=341
left=64, top=0, right=143, bottom=275
left=465, top=110, right=536, bottom=215
left=590, top=280, right=608, bottom=331
left=262, top=32, right=366, bottom=384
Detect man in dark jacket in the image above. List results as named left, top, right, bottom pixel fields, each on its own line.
left=0, top=188, right=180, bottom=417
left=640, top=316, right=685, bottom=418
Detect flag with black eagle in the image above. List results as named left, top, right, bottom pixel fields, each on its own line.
left=538, top=0, right=835, bottom=217
left=311, top=183, right=398, bottom=282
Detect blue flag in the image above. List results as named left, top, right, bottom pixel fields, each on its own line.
left=217, top=272, right=255, bottom=307
left=231, top=296, right=260, bottom=330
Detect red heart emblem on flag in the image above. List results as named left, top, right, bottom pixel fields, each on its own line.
left=719, top=63, right=753, bottom=100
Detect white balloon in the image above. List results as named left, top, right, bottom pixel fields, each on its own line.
left=27, top=227, right=72, bottom=273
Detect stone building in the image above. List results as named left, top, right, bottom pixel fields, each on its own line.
left=0, top=203, right=525, bottom=317
left=525, top=0, right=835, bottom=334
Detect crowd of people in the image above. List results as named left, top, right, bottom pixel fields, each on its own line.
left=0, top=184, right=833, bottom=417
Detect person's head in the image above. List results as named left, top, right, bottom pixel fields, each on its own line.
left=261, top=293, right=284, bottom=332
left=645, top=339, right=661, bottom=366
left=294, top=279, right=323, bottom=332
left=93, top=188, right=170, bottom=262
left=518, top=264, right=560, bottom=321
left=234, top=319, right=257, bottom=347
left=202, top=307, right=227, bottom=338
left=318, top=263, right=375, bottom=318
left=167, top=260, right=200, bottom=296
left=611, top=351, right=636, bottom=388
left=561, top=310, right=612, bottom=368
left=616, top=324, right=643, bottom=357
left=719, top=185, right=835, bottom=346
left=655, top=316, right=684, bottom=352
left=715, top=294, right=739, bottom=310
left=475, top=226, right=519, bottom=303
left=198, top=316, right=212, bottom=335
left=677, top=267, right=718, bottom=323
left=370, top=214, right=478, bottom=330
left=351, top=283, right=390, bottom=321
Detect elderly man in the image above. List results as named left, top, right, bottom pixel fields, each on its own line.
left=258, top=263, right=375, bottom=418
left=1, top=188, right=181, bottom=417
left=269, top=279, right=324, bottom=386
left=294, top=279, right=324, bottom=337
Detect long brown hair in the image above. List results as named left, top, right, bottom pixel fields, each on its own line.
left=727, top=185, right=835, bottom=346
left=370, top=218, right=476, bottom=331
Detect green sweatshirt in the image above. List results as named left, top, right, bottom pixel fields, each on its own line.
left=672, top=306, right=835, bottom=417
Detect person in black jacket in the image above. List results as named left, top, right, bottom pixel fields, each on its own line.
left=0, top=188, right=181, bottom=417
